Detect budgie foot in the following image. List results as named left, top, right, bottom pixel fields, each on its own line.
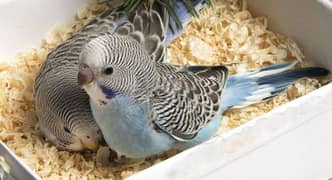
left=111, top=152, right=145, bottom=167
left=96, top=146, right=145, bottom=167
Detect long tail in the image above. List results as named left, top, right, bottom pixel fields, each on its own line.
left=161, top=0, right=208, bottom=44
left=222, top=61, right=330, bottom=109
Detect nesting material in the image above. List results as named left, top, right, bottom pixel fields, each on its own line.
left=0, top=0, right=329, bottom=179
left=189, top=37, right=216, bottom=62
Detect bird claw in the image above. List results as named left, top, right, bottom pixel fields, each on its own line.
left=108, top=149, right=144, bottom=166
left=96, top=146, right=144, bottom=167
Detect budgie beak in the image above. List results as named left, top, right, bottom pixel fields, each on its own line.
left=78, top=63, right=111, bottom=106
left=78, top=63, right=94, bottom=87
left=80, top=137, right=99, bottom=151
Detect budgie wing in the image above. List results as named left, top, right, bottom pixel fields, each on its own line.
left=114, top=8, right=167, bottom=63
left=37, top=10, right=128, bottom=76
left=150, top=63, right=228, bottom=141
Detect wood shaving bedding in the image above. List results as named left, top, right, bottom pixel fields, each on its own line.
left=0, top=0, right=329, bottom=179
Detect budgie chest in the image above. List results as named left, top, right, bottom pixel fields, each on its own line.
left=90, top=96, right=175, bottom=158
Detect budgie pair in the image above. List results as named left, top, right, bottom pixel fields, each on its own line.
left=34, top=0, right=329, bottom=160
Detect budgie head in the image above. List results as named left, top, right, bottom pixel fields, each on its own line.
left=65, top=116, right=102, bottom=151
left=35, top=62, right=103, bottom=151
left=78, top=34, right=157, bottom=104
left=78, top=10, right=166, bottom=104
left=38, top=107, right=102, bottom=151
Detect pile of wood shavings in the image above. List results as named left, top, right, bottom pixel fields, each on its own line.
left=0, top=0, right=329, bottom=179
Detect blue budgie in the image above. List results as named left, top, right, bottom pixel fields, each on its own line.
left=77, top=9, right=330, bottom=159
left=34, top=0, right=207, bottom=151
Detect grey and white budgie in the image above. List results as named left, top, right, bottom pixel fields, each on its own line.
left=34, top=0, right=208, bottom=151
left=77, top=6, right=330, bottom=158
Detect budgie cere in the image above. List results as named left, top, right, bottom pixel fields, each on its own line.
left=77, top=5, right=330, bottom=158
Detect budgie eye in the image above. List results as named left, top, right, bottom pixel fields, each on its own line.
left=103, top=67, right=114, bottom=75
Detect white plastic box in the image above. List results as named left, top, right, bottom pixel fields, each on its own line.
left=1, top=0, right=332, bottom=179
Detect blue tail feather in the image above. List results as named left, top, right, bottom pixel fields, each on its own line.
left=165, top=0, right=207, bottom=44
left=222, top=61, right=330, bottom=109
